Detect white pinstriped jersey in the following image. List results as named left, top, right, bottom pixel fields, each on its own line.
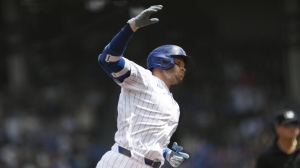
left=112, top=57, right=180, bottom=165
left=96, top=22, right=182, bottom=167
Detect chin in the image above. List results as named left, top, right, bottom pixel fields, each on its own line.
left=177, top=79, right=183, bottom=84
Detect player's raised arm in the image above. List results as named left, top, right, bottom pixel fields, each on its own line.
left=98, top=5, right=163, bottom=81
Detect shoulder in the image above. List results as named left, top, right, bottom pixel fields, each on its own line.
left=123, top=57, right=152, bottom=77
left=120, top=58, right=154, bottom=88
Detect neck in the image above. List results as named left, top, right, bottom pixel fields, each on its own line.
left=152, top=69, right=171, bottom=89
left=277, top=138, right=297, bottom=154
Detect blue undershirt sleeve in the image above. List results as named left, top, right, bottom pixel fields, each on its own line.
left=108, top=23, right=134, bottom=55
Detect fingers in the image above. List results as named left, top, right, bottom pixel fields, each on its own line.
left=169, top=155, right=184, bottom=167
left=172, top=142, right=183, bottom=152
left=171, top=155, right=184, bottom=162
left=149, top=18, right=159, bottom=22
left=179, top=152, right=189, bottom=159
left=172, top=142, right=178, bottom=151
left=172, top=142, right=189, bottom=159
left=149, top=5, right=163, bottom=11
left=176, top=146, right=183, bottom=153
left=140, top=5, right=162, bottom=25
left=145, top=5, right=163, bottom=14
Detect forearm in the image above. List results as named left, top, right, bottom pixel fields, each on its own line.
left=101, top=23, right=134, bottom=58
left=98, top=23, right=133, bottom=67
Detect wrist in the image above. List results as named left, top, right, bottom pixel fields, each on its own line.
left=163, top=148, right=172, bottom=161
left=127, top=18, right=139, bottom=32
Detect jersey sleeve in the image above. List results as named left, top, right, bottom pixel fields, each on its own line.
left=117, top=58, right=152, bottom=90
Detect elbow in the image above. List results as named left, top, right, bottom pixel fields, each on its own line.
left=98, top=54, right=104, bottom=65
left=98, top=45, right=109, bottom=65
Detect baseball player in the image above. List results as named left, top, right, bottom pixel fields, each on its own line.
left=96, top=5, right=195, bottom=168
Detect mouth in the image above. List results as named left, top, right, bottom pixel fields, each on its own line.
left=180, top=73, right=185, bottom=78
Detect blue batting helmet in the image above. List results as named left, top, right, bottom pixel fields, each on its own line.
left=147, top=45, right=195, bottom=70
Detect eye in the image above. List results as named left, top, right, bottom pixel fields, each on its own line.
left=174, top=62, right=181, bottom=68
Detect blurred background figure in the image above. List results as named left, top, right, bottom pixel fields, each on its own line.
left=256, top=109, right=300, bottom=168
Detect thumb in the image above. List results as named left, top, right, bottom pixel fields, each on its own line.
left=149, top=18, right=159, bottom=23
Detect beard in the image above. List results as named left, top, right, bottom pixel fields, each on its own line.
left=173, top=74, right=183, bottom=84
left=163, top=70, right=183, bottom=85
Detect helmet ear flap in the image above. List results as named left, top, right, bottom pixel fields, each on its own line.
left=161, top=59, right=170, bottom=66
left=147, top=56, right=174, bottom=70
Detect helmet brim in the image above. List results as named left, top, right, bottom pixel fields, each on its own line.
left=171, top=55, right=195, bottom=70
